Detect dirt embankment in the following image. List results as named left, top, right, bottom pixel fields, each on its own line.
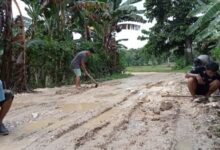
left=0, top=73, right=220, bottom=150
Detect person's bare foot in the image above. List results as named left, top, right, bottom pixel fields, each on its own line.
left=190, top=95, right=197, bottom=101
left=208, top=96, right=218, bottom=102
left=76, top=86, right=81, bottom=90
left=193, top=96, right=208, bottom=103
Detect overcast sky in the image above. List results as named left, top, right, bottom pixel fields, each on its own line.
left=12, top=0, right=28, bottom=18
left=12, top=0, right=153, bottom=49
left=116, top=0, right=154, bottom=49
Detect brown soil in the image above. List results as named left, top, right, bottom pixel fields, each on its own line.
left=1, top=73, right=220, bottom=150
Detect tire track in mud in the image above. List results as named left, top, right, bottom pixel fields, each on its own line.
left=58, top=90, right=143, bottom=150
left=10, top=88, right=91, bottom=128
left=25, top=79, right=177, bottom=150
left=145, top=81, right=164, bottom=89
left=0, top=87, right=96, bottom=150
left=163, top=81, right=214, bottom=150
left=169, top=102, right=214, bottom=150
left=74, top=122, right=110, bottom=149
left=95, top=98, right=147, bottom=150
left=22, top=89, right=139, bottom=150
left=158, top=81, right=196, bottom=150
left=170, top=109, right=195, bottom=150
left=64, top=92, right=147, bottom=150
left=76, top=81, right=166, bottom=149
left=43, top=89, right=146, bottom=150
left=53, top=90, right=139, bottom=140
left=93, top=80, right=182, bottom=150
left=3, top=74, right=202, bottom=150
left=12, top=86, right=89, bottom=112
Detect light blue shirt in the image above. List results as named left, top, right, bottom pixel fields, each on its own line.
left=0, top=80, right=5, bottom=102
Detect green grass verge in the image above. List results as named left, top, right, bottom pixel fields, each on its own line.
left=126, top=65, right=191, bottom=73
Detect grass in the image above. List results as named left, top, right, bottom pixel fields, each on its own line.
left=126, top=65, right=191, bottom=73
left=85, top=64, right=191, bottom=84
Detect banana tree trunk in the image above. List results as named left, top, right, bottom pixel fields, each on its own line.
left=84, top=24, right=91, bottom=40
left=13, top=0, right=28, bottom=92
left=1, top=0, right=13, bottom=89
left=184, top=38, right=193, bottom=65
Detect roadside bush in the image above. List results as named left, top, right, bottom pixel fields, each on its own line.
left=173, top=57, right=187, bottom=70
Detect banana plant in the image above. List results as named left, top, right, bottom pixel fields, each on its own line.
left=95, top=0, right=145, bottom=72
left=94, top=0, right=145, bottom=50
left=186, top=0, right=220, bottom=52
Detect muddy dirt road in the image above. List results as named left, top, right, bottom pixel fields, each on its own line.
left=1, top=73, right=220, bottom=150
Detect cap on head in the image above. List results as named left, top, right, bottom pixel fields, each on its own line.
left=206, top=62, right=219, bottom=72
left=193, top=58, right=202, bottom=67
left=88, top=48, right=95, bottom=53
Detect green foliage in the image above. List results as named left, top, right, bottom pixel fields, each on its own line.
left=127, top=65, right=191, bottom=72
left=0, top=0, right=145, bottom=89
left=118, top=49, right=127, bottom=70
left=126, top=65, right=172, bottom=72
left=187, top=0, right=220, bottom=55
left=144, top=0, right=172, bottom=23
left=173, top=57, right=187, bottom=70
left=142, top=0, right=197, bottom=63
left=187, top=1, right=220, bottom=35
left=211, top=45, right=220, bottom=62
left=124, top=47, right=172, bottom=67
left=86, top=49, right=110, bottom=78
left=27, top=38, right=75, bottom=88
left=21, top=0, right=113, bottom=88
left=124, top=49, right=146, bottom=66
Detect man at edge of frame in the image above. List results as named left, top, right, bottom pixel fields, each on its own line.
left=185, top=61, right=220, bottom=102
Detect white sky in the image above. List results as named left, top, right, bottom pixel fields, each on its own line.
left=12, top=0, right=153, bottom=49
left=116, top=0, right=154, bottom=49
left=12, top=0, right=29, bottom=18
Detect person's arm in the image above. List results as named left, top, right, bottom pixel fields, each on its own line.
left=81, top=60, right=87, bottom=73
left=81, top=60, right=98, bottom=84
left=185, top=72, right=205, bottom=84
left=185, top=72, right=199, bottom=78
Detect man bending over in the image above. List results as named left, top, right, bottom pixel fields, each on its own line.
left=71, top=48, right=95, bottom=89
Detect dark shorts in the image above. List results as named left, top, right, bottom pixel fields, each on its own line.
left=0, top=90, right=14, bottom=106
left=196, top=84, right=209, bottom=95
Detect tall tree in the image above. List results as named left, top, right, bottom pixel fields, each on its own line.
left=142, top=0, right=197, bottom=64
